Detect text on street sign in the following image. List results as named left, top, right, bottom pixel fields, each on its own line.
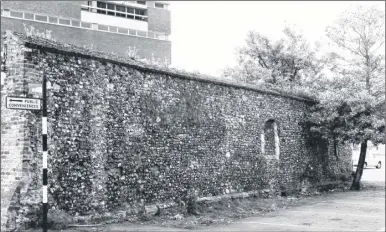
left=6, top=96, right=41, bottom=110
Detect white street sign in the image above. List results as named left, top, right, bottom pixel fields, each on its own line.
left=6, top=96, right=41, bottom=110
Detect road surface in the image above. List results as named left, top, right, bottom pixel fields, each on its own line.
left=201, top=186, right=385, bottom=231
left=356, top=158, right=385, bottom=182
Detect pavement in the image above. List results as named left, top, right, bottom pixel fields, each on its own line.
left=359, top=158, right=385, bottom=182
left=201, top=165, right=385, bottom=232
left=201, top=164, right=385, bottom=232
left=202, top=188, right=385, bottom=231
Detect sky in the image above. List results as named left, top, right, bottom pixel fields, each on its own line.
left=168, top=1, right=385, bottom=77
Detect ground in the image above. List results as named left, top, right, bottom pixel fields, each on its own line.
left=29, top=165, right=385, bottom=232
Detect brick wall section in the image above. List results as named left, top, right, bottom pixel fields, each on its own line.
left=0, top=35, right=40, bottom=231
left=1, top=1, right=84, bottom=20
left=1, top=17, right=172, bottom=64
left=147, top=7, right=171, bottom=34
left=1, top=32, right=352, bottom=230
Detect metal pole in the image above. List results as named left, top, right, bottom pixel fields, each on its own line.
left=42, top=75, right=48, bottom=232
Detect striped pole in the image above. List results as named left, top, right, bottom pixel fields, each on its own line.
left=42, top=75, right=48, bottom=232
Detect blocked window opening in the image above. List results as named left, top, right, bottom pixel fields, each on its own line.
left=261, top=120, right=280, bottom=159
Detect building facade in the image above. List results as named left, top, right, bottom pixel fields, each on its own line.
left=0, top=1, right=171, bottom=64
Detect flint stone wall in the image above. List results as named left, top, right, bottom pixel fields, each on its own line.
left=1, top=31, right=352, bottom=230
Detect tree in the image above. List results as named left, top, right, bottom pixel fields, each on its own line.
left=222, top=26, right=325, bottom=91
left=326, top=5, right=385, bottom=91
left=307, top=5, right=385, bottom=190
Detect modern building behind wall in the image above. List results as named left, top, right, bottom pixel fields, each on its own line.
left=0, top=1, right=171, bottom=65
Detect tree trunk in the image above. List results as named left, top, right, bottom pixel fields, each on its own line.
left=365, top=54, right=371, bottom=91
left=350, top=140, right=368, bottom=190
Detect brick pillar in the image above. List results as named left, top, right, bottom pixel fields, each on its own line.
left=0, top=31, right=40, bottom=231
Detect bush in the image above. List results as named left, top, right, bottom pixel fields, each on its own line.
left=47, top=209, right=74, bottom=230
left=26, top=207, right=73, bottom=230
left=339, top=173, right=351, bottom=182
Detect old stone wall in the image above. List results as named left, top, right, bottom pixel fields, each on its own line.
left=0, top=32, right=353, bottom=230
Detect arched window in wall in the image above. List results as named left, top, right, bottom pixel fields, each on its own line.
left=261, top=119, right=280, bottom=159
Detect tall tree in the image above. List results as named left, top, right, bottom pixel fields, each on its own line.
left=326, top=5, right=385, bottom=92
left=222, top=26, right=325, bottom=91
left=308, top=5, right=385, bottom=190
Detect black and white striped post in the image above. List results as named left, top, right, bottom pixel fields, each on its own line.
left=42, top=75, right=48, bottom=232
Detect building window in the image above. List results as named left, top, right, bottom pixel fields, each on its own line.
left=97, top=2, right=106, bottom=14
left=107, top=3, right=115, bottom=16
left=82, top=1, right=91, bottom=10
left=135, top=8, right=146, bottom=15
left=49, top=16, right=58, bottom=24
left=24, top=12, right=34, bottom=20
left=136, top=1, right=146, bottom=5
left=35, top=14, right=48, bottom=22
left=155, top=2, right=164, bottom=9
left=116, top=5, right=126, bottom=17
left=81, top=21, right=92, bottom=28
left=10, top=10, right=23, bottom=18
left=59, top=18, right=71, bottom=25
left=90, top=1, right=148, bottom=22
left=134, top=8, right=146, bottom=20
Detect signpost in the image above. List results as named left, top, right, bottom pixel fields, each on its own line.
left=6, top=76, right=48, bottom=232
left=6, top=96, right=41, bottom=110
left=42, top=75, right=48, bottom=232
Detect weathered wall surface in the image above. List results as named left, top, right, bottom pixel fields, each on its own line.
left=0, top=35, right=43, bottom=231
left=0, top=32, right=352, bottom=230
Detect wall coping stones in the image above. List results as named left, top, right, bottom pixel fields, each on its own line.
left=3, top=30, right=317, bottom=103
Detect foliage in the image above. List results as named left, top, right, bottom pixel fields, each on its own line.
left=302, top=4, right=385, bottom=190
left=306, top=5, right=385, bottom=145
left=222, top=26, right=326, bottom=90
left=325, top=5, right=385, bottom=91
left=302, top=163, right=323, bottom=184
left=47, top=209, right=74, bottom=230
left=305, top=75, right=385, bottom=144
left=26, top=207, right=73, bottom=230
